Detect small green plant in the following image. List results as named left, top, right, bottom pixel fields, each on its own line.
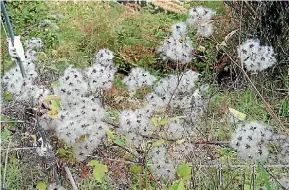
left=87, top=160, right=108, bottom=184
left=258, top=163, right=272, bottom=190
left=36, top=181, right=47, bottom=190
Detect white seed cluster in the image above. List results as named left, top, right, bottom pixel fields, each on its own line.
left=53, top=66, right=89, bottom=108
left=150, top=142, right=195, bottom=180
left=119, top=70, right=201, bottom=147
left=55, top=105, right=109, bottom=161
left=123, top=67, right=157, bottom=93
left=157, top=22, right=194, bottom=64
left=119, top=69, right=202, bottom=148
left=271, top=134, right=289, bottom=164
left=118, top=68, right=203, bottom=180
left=50, top=49, right=117, bottom=160
left=171, top=22, right=188, bottom=38
left=237, top=39, right=277, bottom=72
left=86, top=49, right=117, bottom=93
left=231, top=121, right=273, bottom=162
left=164, top=119, right=185, bottom=139
left=25, top=37, right=43, bottom=52
left=2, top=38, right=49, bottom=103
left=152, top=70, right=200, bottom=111
left=118, top=108, right=154, bottom=147
left=150, top=145, right=177, bottom=180
left=187, top=6, right=216, bottom=37
left=183, top=89, right=204, bottom=123
left=39, top=19, right=59, bottom=31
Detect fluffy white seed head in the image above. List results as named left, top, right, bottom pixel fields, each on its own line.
left=72, top=121, right=109, bottom=161
left=25, top=37, right=43, bottom=50
left=187, top=6, right=216, bottom=37
left=119, top=108, right=154, bottom=146
left=150, top=145, right=177, bottom=180
left=153, top=70, right=199, bottom=99
left=237, top=39, right=277, bottom=71
left=53, top=65, right=88, bottom=108
left=187, top=6, right=216, bottom=25
left=164, top=119, right=185, bottom=139
left=145, top=92, right=168, bottom=110
left=153, top=74, right=178, bottom=98
left=197, top=22, right=214, bottom=37
left=87, top=49, right=117, bottom=93
left=119, top=110, right=139, bottom=133
left=126, top=131, right=144, bottom=148
left=183, top=89, right=204, bottom=122
left=93, top=48, right=114, bottom=67
left=16, top=84, right=50, bottom=103
left=171, top=22, right=188, bottom=38
left=123, top=67, right=157, bottom=92
left=271, top=134, right=289, bottom=164
left=86, top=64, right=116, bottom=93
left=1, top=45, right=49, bottom=104
left=157, top=36, right=194, bottom=64
left=45, top=48, right=117, bottom=161
left=54, top=101, right=108, bottom=161
left=231, top=121, right=273, bottom=162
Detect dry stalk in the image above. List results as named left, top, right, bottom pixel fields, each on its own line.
left=64, top=166, right=79, bottom=190
left=2, top=139, right=12, bottom=189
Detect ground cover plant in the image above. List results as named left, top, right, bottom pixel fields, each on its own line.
left=1, top=1, right=289, bottom=190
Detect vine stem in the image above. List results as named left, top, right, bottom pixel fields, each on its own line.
left=102, top=119, right=231, bottom=146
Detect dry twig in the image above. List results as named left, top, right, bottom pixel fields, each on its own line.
left=64, top=166, right=79, bottom=190
left=2, top=139, right=12, bottom=189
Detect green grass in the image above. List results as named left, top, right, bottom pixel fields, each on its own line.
left=46, top=1, right=177, bottom=71
left=1, top=153, right=24, bottom=190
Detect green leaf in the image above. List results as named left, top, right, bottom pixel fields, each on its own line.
left=87, top=160, right=108, bottom=182
left=258, top=163, right=271, bottom=190
left=87, top=160, right=99, bottom=166
left=52, top=99, right=61, bottom=109
left=168, top=180, right=186, bottom=190
left=92, top=163, right=108, bottom=183
left=106, top=129, right=115, bottom=140
left=130, top=164, right=142, bottom=175
left=114, top=137, right=126, bottom=146
left=1, top=128, right=10, bottom=142
left=151, top=117, right=158, bottom=127
left=244, top=184, right=251, bottom=190
left=36, top=181, right=47, bottom=190
left=44, top=95, right=60, bottom=102
left=113, top=75, right=126, bottom=89
left=58, top=148, right=66, bottom=156
left=48, top=103, right=60, bottom=119
left=152, top=139, right=166, bottom=147
left=177, top=163, right=191, bottom=180
left=3, top=89, right=13, bottom=101
left=159, top=118, right=168, bottom=126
